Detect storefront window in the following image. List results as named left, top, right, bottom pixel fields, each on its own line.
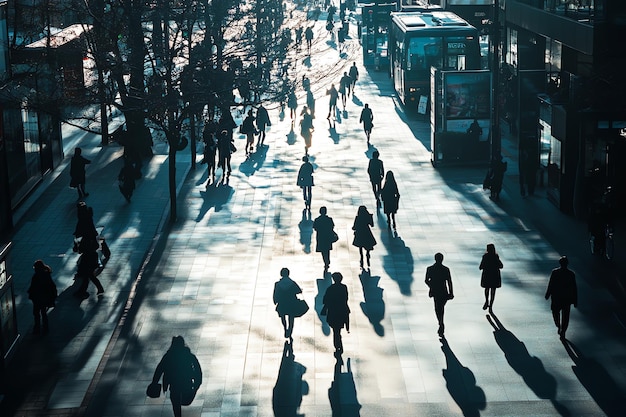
left=547, top=136, right=562, bottom=190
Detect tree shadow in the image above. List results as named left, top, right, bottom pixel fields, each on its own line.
left=328, top=355, right=361, bottom=417
left=487, top=313, right=570, bottom=416
left=196, top=183, right=234, bottom=222
left=299, top=208, right=313, bottom=254
left=315, top=271, right=332, bottom=336
left=358, top=270, right=385, bottom=336
left=377, top=211, right=414, bottom=295
left=239, top=144, right=268, bottom=177
left=440, top=337, right=486, bottom=417
left=563, top=339, right=624, bottom=416
left=272, top=340, right=308, bottom=417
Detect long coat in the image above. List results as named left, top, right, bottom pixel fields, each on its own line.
left=352, top=213, right=376, bottom=250
left=545, top=267, right=577, bottom=310
left=28, top=270, right=57, bottom=308
left=381, top=181, right=400, bottom=214
left=479, top=252, right=503, bottom=288
left=297, top=162, right=314, bottom=187
left=323, top=283, right=350, bottom=330
left=313, top=214, right=335, bottom=252
left=70, top=154, right=91, bottom=186
left=273, top=277, right=303, bottom=317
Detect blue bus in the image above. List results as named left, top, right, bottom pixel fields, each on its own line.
left=389, top=10, right=481, bottom=107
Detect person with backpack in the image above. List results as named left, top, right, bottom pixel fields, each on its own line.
left=151, top=336, right=202, bottom=417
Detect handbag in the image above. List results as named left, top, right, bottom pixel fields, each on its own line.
left=292, top=298, right=309, bottom=318
left=146, top=382, right=161, bottom=398
left=331, top=231, right=339, bottom=243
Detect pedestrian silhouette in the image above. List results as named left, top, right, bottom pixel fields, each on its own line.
left=118, top=157, right=136, bottom=203
left=256, top=104, right=271, bottom=147
left=339, top=72, right=351, bottom=110
left=425, top=252, right=454, bottom=337
left=326, top=84, right=339, bottom=120
left=322, top=272, right=350, bottom=354
left=367, top=150, right=384, bottom=209
left=380, top=171, right=400, bottom=230
left=352, top=205, right=376, bottom=269
left=28, top=260, right=57, bottom=335
left=69, top=147, right=91, bottom=199
left=479, top=243, right=503, bottom=310
left=241, top=109, right=257, bottom=155
left=274, top=268, right=308, bottom=339
left=202, top=127, right=218, bottom=186
left=74, top=201, right=98, bottom=245
left=545, top=256, right=577, bottom=340
left=151, top=336, right=202, bottom=417
left=359, top=104, right=374, bottom=144
left=288, top=89, right=298, bottom=120
left=297, top=156, right=314, bottom=210
left=348, top=62, right=359, bottom=93
left=74, top=243, right=104, bottom=299
left=487, top=154, right=507, bottom=201
left=299, top=106, right=314, bottom=155
left=466, top=118, right=483, bottom=142
left=313, top=206, right=337, bottom=272
left=305, top=26, right=314, bottom=55
left=217, top=129, right=235, bottom=179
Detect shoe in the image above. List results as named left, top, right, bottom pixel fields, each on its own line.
left=97, top=289, right=105, bottom=295
left=482, top=302, right=488, bottom=310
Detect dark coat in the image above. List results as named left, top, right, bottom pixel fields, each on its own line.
left=479, top=252, right=503, bottom=288
left=74, top=204, right=98, bottom=240
left=28, top=270, right=57, bottom=307
left=359, top=107, right=373, bottom=131
left=273, top=277, right=303, bottom=317
left=313, top=214, right=335, bottom=252
left=425, top=262, right=453, bottom=300
left=256, top=106, right=271, bottom=129
left=323, top=283, right=350, bottom=329
left=297, top=162, right=314, bottom=187
left=153, top=345, right=202, bottom=396
left=381, top=180, right=400, bottom=214
left=352, top=213, right=376, bottom=250
left=545, top=267, right=577, bottom=310
left=367, top=158, right=384, bottom=184
left=70, top=154, right=91, bottom=186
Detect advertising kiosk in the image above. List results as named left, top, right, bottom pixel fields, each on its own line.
left=431, top=68, right=491, bottom=167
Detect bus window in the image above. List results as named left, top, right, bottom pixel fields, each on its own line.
left=408, top=37, right=441, bottom=71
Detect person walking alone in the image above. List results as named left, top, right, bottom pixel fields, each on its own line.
left=425, top=253, right=454, bottom=337
left=313, top=206, right=337, bottom=272
left=273, top=268, right=306, bottom=338
left=348, top=62, right=359, bottom=93
left=545, top=256, right=577, bottom=340
left=359, top=103, right=374, bottom=144
left=305, top=26, right=314, bottom=55
left=241, top=109, right=257, bottom=155
left=300, top=105, right=314, bottom=155
left=367, top=151, right=384, bottom=208
left=297, top=156, right=314, bottom=210
left=28, top=260, right=57, bottom=335
left=118, top=157, right=136, bottom=203
left=151, top=336, right=202, bottom=417
left=339, top=72, right=351, bottom=110
left=69, top=147, right=91, bottom=199
left=352, top=205, right=376, bottom=269
left=322, top=272, right=350, bottom=355
left=479, top=243, right=503, bottom=310
left=256, top=104, right=271, bottom=147
left=381, top=171, right=400, bottom=230
left=326, top=84, right=339, bottom=120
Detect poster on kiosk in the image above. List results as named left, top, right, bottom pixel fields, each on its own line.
left=431, top=68, right=491, bottom=167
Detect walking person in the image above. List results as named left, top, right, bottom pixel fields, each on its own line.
left=28, top=260, right=57, bottom=335
left=348, top=62, right=359, bottom=93
left=352, top=205, right=376, bottom=269
left=322, top=272, right=350, bottom=355
left=313, top=206, right=337, bottom=272
left=150, top=336, right=202, bottom=417
left=367, top=151, right=384, bottom=208
left=256, top=104, right=271, bottom=146
left=118, top=157, right=136, bottom=203
left=479, top=243, right=503, bottom=310
left=339, top=72, right=351, bottom=110
left=241, top=109, right=257, bottom=155
left=380, top=171, right=400, bottom=230
left=326, top=84, right=339, bottom=120
left=305, top=26, right=314, bottom=55
left=202, top=130, right=218, bottom=185
left=488, top=154, right=507, bottom=201
left=288, top=89, right=298, bottom=120
left=217, top=130, right=235, bottom=179
left=297, top=156, right=314, bottom=210
left=74, top=242, right=105, bottom=298
left=545, top=256, right=577, bottom=340
left=359, top=103, right=374, bottom=144
left=273, top=268, right=307, bottom=338
left=425, top=253, right=454, bottom=337
left=69, top=147, right=91, bottom=199
left=299, top=105, right=314, bottom=154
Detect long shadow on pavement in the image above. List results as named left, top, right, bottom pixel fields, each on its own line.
left=487, top=312, right=571, bottom=416
left=377, top=210, right=414, bottom=296
left=358, top=269, right=385, bottom=336
left=440, top=337, right=486, bottom=417
left=329, top=355, right=361, bottom=417
left=272, top=340, right=308, bottom=417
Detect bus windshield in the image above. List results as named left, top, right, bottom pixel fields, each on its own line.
left=408, top=37, right=441, bottom=71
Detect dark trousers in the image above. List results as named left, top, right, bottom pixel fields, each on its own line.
left=77, top=273, right=104, bottom=295
left=32, top=302, right=49, bottom=332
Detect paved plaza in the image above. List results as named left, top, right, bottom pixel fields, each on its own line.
left=2, top=16, right=626, bottom=417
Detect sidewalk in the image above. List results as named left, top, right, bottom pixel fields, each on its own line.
left=0, top=112, right=193, bottom=415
